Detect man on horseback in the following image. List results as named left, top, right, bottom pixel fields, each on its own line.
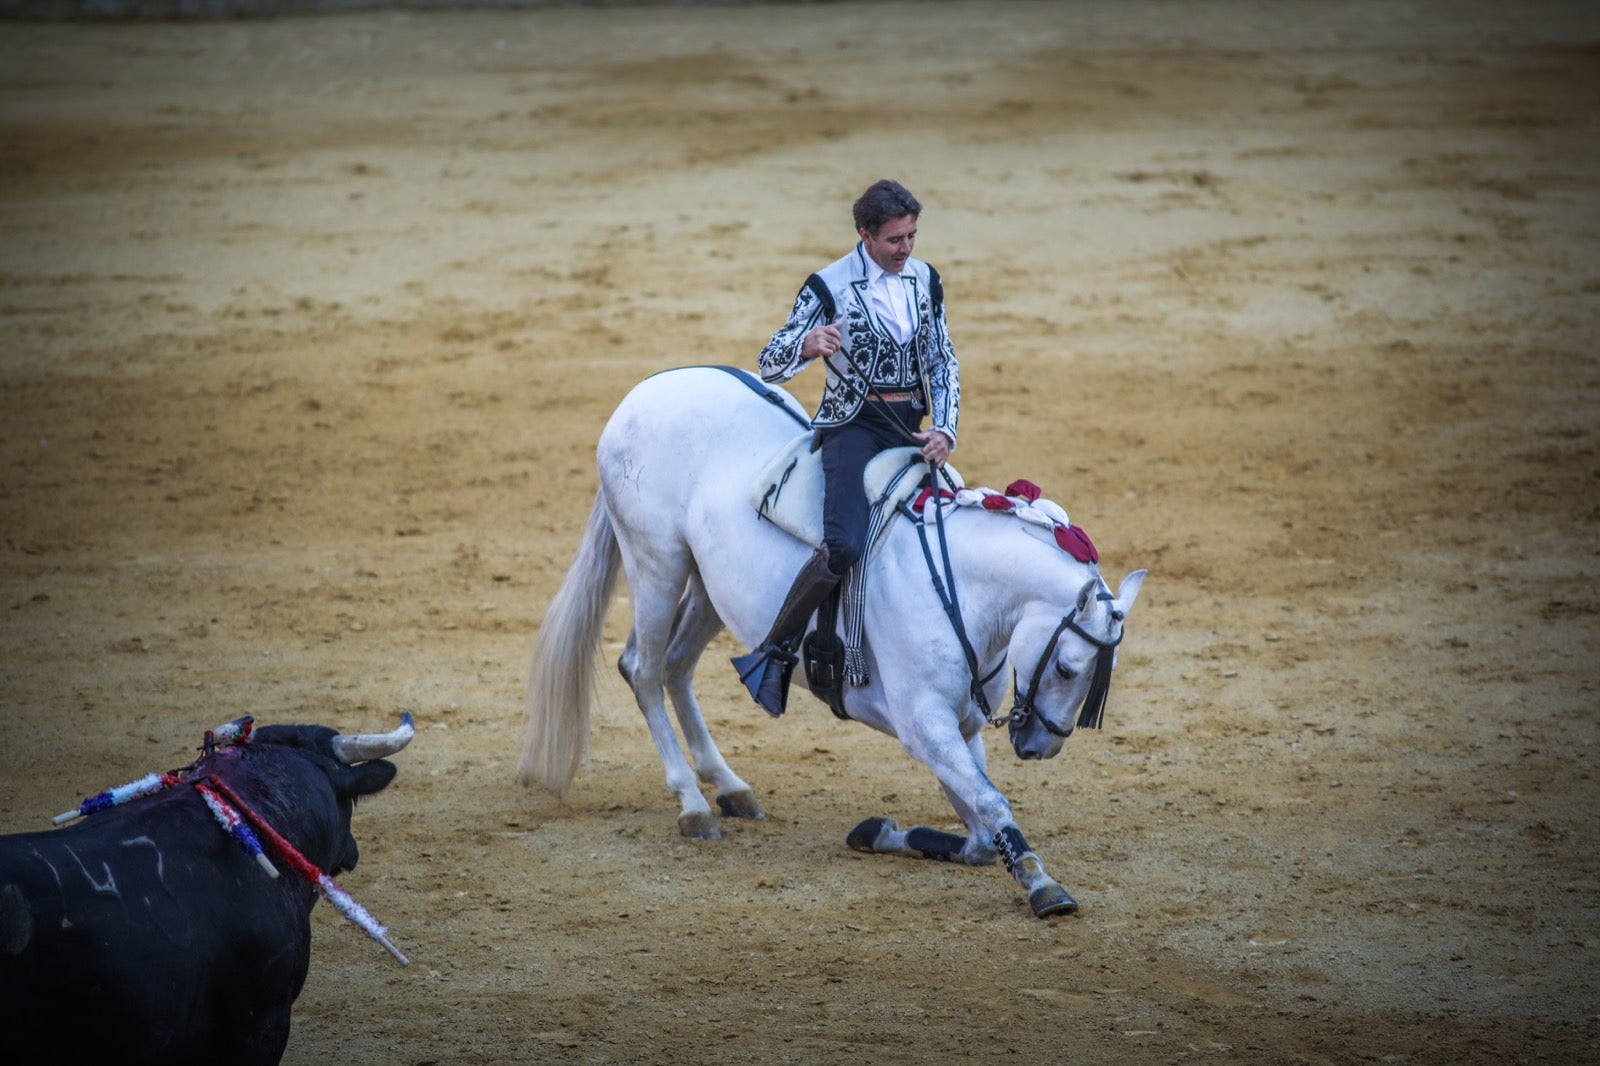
left=732, top=178, right=961, bottom=716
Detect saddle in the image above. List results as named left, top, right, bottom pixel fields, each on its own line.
left=750, top=435, right=963, bottom=557
left=750, top=436, right=964, bottom=711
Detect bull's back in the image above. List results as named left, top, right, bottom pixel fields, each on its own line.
left=0, top=806, right=310, bottom=1064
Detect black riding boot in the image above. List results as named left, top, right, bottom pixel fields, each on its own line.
left=731, top=545, right=841, bottom=717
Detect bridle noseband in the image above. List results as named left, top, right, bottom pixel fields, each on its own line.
left=1008, top=592, right=1124, bottom=739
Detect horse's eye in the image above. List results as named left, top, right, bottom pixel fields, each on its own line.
left=1054, top=660, right=1077, bottom=681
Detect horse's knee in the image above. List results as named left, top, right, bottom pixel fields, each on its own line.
left=972, top=793, right=1015, bottom=830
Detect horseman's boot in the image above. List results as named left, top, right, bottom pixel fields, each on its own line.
left=732, top=545, right=841, bottom=718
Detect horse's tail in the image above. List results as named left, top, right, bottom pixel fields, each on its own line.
left=516, top=492, right=622, bottom=800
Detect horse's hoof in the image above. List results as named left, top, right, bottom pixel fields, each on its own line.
left=677, top=811, right=722, bottom=841
left=846, top=816, right=897, bottom=853
left=716, top=790, right=765, bottom=821
left=1029, top=883, right=1079, bottom=917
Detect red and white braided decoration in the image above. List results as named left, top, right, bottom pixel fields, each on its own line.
left=914, top=478, right=1099, bottom=563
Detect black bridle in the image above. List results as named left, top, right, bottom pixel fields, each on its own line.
left=1008, top=595, right=1125, bottom=740
left=906, top=495, right=1125, bottom=735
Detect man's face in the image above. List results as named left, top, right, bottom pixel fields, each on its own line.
left=859, top=214, right=917, bottom=274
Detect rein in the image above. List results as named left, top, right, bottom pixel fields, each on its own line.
left=900, top=498, right=1007, bottom=723
left=832, top=339, right=959, bottom=496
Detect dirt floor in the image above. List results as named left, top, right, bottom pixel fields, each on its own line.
left=2, top=2, right=1598, bottom=1062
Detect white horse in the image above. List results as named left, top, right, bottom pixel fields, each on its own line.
left=517, top=367, right=1145, bottom=917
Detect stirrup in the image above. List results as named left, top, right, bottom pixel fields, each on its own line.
left=732, top=645, right=797, bottom=718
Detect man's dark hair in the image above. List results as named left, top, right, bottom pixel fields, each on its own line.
left=853, top=179, right=921, bottom=235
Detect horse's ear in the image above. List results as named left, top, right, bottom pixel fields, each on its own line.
left=1075, top=578, right=1098, bottom=614
left=1114, top=570, right=1148, bottom=616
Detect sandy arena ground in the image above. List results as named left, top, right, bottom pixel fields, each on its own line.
left=2, top=2, right=1598, bottom=1062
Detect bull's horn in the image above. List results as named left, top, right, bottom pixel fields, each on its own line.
left=209, top=716, right=254, bottom=746
left=330, top=711, right=415, bottom=764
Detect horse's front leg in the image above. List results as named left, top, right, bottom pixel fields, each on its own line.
left=940, top=735, right=1001, bottom=866
left=845, top=734, right=999, bottom=866
left=895, top=710, right=1079, bottom=917
left=991, top=823, right=1077, bottom=917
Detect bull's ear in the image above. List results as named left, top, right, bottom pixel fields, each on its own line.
left=338, top=758, right=398, bottom=799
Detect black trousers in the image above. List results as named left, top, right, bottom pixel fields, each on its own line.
left=815, top=400, right=921, bottom=577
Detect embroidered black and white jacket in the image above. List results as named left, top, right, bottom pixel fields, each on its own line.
left=758, top=243, right=959, bottom=446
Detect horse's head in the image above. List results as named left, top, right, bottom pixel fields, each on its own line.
left=1007, top=569, right=1146, bottom=760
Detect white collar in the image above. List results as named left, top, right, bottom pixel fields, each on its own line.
left=863, top=255, right=906, bottom=288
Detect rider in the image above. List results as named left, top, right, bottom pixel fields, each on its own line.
left=732, top=178, right=961, bottom=716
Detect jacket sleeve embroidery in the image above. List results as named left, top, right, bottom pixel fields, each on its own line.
left=759, top=281, right=828, bottom=384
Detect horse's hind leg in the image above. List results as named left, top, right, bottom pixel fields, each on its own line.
left=613, top=546, right=722, bottom=839
left=663, top=571, right=764, bottom=822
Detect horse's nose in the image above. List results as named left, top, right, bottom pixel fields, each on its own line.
left=1014, top=727, right=1068, bottom=761
left=1015, top=735, right=1049, bottom=760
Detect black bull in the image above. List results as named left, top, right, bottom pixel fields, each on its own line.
left=0, top=715, right=413, bottom=1065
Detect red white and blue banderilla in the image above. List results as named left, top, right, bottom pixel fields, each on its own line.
left=194, top=780, right=279, bottom=879
left=205, top=774, right=409, bottom=967
left=52, top=771, right=183, bottom=825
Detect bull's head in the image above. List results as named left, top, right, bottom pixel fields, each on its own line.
left=240, top=712, right=414, bottom=876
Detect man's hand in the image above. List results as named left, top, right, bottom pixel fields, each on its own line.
left=914, top=429, right=952, bottom=467
left=801, top=322, right=843, bottom=361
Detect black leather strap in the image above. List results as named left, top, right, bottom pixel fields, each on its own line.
left=697, top=364, right=812, bottom=429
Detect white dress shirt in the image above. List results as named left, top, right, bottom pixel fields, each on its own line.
left=864, top=258, right=916, bottom=345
